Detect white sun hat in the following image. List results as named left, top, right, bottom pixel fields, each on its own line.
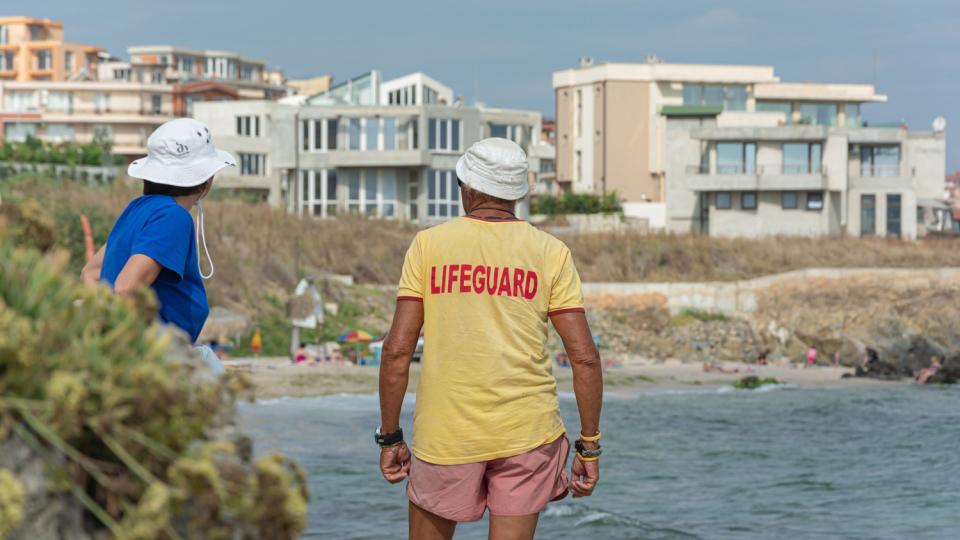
left=455, top=137, right=529, bottom=201
left=128, top=118, right=236, bottom=187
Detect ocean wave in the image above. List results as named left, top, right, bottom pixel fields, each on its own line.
left=543, top=503, right=701, bottom=539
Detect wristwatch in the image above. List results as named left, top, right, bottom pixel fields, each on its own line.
left=574, top=439, right=602, bottom=459
left=374, top=426, right=404, bottom=447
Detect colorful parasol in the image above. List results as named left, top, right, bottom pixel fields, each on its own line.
left=338, top=330, right=373, bottom=343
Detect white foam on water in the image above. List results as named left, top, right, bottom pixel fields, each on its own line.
left=574, top=511, right=615, bottom=527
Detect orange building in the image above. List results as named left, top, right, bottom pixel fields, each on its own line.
left=0, top=16, right=103, bottom=82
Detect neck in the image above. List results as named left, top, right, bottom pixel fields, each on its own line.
left=174, top=195, right=199, bottom=211
left=468, top=203, right=516, bottom=217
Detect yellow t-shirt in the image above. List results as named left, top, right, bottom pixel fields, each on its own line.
left=398, top=216, right=585, bottom=465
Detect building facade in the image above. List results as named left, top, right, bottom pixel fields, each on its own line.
left=0, top=80, right=175, bottom=155
left=0, top=16, right=103, bottom=82
left=193, top=72, right=543, bottom=225
left=663, top=105, right=947, bottom=239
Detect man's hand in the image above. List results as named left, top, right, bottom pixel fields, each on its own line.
left=380, top=443, right=412, bottom=484
left=569, top=456, right=599, bottom=498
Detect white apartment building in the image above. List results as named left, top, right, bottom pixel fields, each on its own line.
left=193, top=71, right=543, bottom=225
left=663, top=104, right=947, bottom=239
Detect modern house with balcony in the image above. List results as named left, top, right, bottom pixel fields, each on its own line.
left=192, top=71, right=544, bottom=225
left=663, top=95, right=947, bottom=239
left=0, top=16, right=103, bottom=82
left=552, top=57, right=946, bottom=233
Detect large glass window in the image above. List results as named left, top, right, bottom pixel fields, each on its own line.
left=65, top=51, right=74, bottom=72
left=843, top=103, right=862, bottom=127
left=715, top=192, right=733, bottom=210
left=341, top=169, right=398, bottom=218
left=3, top=91, right=34, bottom=112
left=151, top=94, right=163, bottom=114
left=806, top=192, right=823, bottom=211
left=365, top=118, right=378, bottom=150
left=798, top=103, right=837, bottom=126
left=427, top=170, right=461, bottom=218
left=238, top=115, right=261, bottom=137
left=46, top=124, right=74, bottom=142
left=756, top=101, right=792, bottom=124
left=429, top=119, right=461, bottom=152
left=348, top=118, right=361, bottom=150
left=861, top=194, right=876, bottom=236
left=381, top=170, right=397, bottom=218
left=239, top=153, right=266, bottom=176
left=4, top=123, right=36, bottom=142
left=47, top=92, right=73, bottom=113
left=782, top=143, right=822, bottom=174
left=782, top=192, right=799, bottom=210
left=887, top=194, right=902, bottom=238
left=683, top=84, right=747, bottom=111
left=0, top=51, right=14, bottom=71
left=383, top=118, right=396, bottom=150
left=35, top=50, right=52, bottom=70
left=299, top=169, right=338, bottom=217
left=716, top=142, right=756, bottom=174
left=0, top=25, right=7, bottom=45
left=346, top=170, right=362, bottom=213
left=94, top=92, right=110, bottom=113
left=860, top=146, right=900, bottom=177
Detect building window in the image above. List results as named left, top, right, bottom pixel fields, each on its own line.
left=4, top=91, right=35, bottom=112
left=861, top=194, right=876, bottom=236
left=239, top=153, right=266, bottom=176
left=348, top=118, right=361, bottom=150
left=237, top=115, right=261, bottom=137
left=46, top=124, right=74, bottom=142
left=428, top=119, right=461, bottom=152
left=741, top=192, right=757, bottom=210
left=408, top=180, right=419, bottom=220
left=151, top=70, right=163, bottom=83
left=575, top=150, right=582, bottom=182
left=383, top=118, right=396, bottom=150
left=93, top=125, right=112, bottom=141
left=715, top=192, right=733, bottom=210
left=782, top=143, right=822, bottom=174
left=299, top=169, right=338, bottom=217
left=29, top=25, right=43, bottom=41
left=47, top=92, right=73, bottom=113
left=575, top=89, right=583, bottom=137
left=151, top=94, right=163, bottom=114
left=342, top=169, right=397, bottom=218
left=756, top=101, right=792, bottom=124
left=65, top=51, right=74, bottom=72
left=716, top=142, right=756, bottom=174
left=860, top=145, right=900, bottom=177
left=35, top=50, right=52, bottom=70
left=4, top=123, right=36, bottom=142
left=94, top=92, right=110, bottom=113
left=843, top=103, right=861, bottom=127
left=0, top=25, right=7, bottom=45
left=427, top=170, right=461, bottom=218
left=886, top=194, right=901, bottom=238
left=185, top=95, right=201, bottom=116
left=806, top=192, right=823, bottom=211
left=364, top=117, right=378, bottom=150
left=490, top=124, right=529, bottom=145
left=798, top=103, right=837, bottom=126
left=683, top=84, right=747, bottom=111
left=0, top=51, right=14, bottom=71
left=781, top=192, right=799, bottom=210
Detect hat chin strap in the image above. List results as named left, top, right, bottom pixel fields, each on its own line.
left=196, top=202, right=214, bottom=280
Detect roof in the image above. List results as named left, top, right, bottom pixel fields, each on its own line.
left=661, top=104, right=723, bottom=117
left=554, top=62, right=779, bottom=88
left=754, top=82, right=886, bottom=103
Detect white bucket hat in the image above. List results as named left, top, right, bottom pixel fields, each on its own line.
left=455, top=137, right=529, bottom=201
left=128, top=118, right=236, bottom=187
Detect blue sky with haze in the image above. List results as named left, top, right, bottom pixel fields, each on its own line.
left=13, top=0, right=960, bottom=170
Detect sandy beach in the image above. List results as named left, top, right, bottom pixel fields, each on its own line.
left=230, top=357, right=887, bottom=400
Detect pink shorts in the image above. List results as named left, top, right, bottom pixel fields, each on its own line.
left=406, top=435, right=570, bottom=522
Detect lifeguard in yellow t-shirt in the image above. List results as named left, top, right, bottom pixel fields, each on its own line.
left=377, top=137, right=604, bottom=540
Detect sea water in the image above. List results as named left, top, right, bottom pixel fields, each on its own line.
left=238, top=385, right=960, bottom=539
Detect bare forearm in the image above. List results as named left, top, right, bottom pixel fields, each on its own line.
left=570, top=358, right=603, bottom=436
left=379, top=356, right=410, bottom=433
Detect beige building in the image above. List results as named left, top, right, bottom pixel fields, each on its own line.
left=0, top=16, right=103, bottom=82
left=287, top=75, right=333, bottom=96
left=0, top=80, right=174, bottom=155
left=552, top=57, right=897, bottom=228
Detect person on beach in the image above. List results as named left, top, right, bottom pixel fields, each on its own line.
left=915, top=356, right=942, bottom=384
left=806, top=346, right=818, bottom=368
left=80, top=118, right=235, bottom=372
left=377, top=138, right=603, bottom=540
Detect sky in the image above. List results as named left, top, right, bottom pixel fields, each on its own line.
left=13, top=0, right=960, bottom=170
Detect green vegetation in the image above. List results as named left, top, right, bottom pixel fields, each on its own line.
left=532, top=192, right=622, bottom=215
left=0, top=134, right=125, bottom=167
left=672, top=308, right=731, bottom=326
left=0, top=230, right=308, bottom=537
left=734, top=376, right=782, bottom=389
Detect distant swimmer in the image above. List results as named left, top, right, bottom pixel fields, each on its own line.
left=915, top=356, right=943, bottom=384
left=377, top=138, right=603, bottom=540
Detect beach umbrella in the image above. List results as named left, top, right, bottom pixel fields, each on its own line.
left=338, top=330, right=373, bottom=343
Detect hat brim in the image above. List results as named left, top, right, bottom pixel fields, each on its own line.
left=128, top=149, right=236, bottom=187
left=456, top=154, right=529, bottom=201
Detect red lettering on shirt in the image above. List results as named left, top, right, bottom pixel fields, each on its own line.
left=430, top=266, right=441, bottom=295
left=497, top=268, right=512, bottom=296
left=448, top=264, right=459, bottom=293
left=512, top=268, right=524, bottom=297
left=473, top=265, right=485, bottom=293
left=460, top=264, right=472, bottom=293
left=524, top=271, right=538, bottom=300
left=487, top=267, right=499, bottom=295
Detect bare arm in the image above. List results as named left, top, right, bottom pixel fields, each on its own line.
left=550, top=311, right=603, bottom=437
left=80, top=244, right=107, bottom=285
left=377, top=300, right=423, bottom=484
left=379, top=300, right=424, bottom=433
left=113, top=254, right=163, bottom=297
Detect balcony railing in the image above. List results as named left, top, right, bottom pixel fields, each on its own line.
left=687, top=163, right=828, bottom=175
left=859, top=164, right=901, bottom=177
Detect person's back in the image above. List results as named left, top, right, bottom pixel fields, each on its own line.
left=404, top=216, right=583, bottom=463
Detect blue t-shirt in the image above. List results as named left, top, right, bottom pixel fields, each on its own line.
left=101, top=195, right=209, bottom=342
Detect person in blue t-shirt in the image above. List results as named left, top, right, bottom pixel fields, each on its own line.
left=81, top=118, right=236, bottom=358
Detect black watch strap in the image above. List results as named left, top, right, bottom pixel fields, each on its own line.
left=575, top=439, right=602, bottom=458
left=375, top=427, right=404, bottom=447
